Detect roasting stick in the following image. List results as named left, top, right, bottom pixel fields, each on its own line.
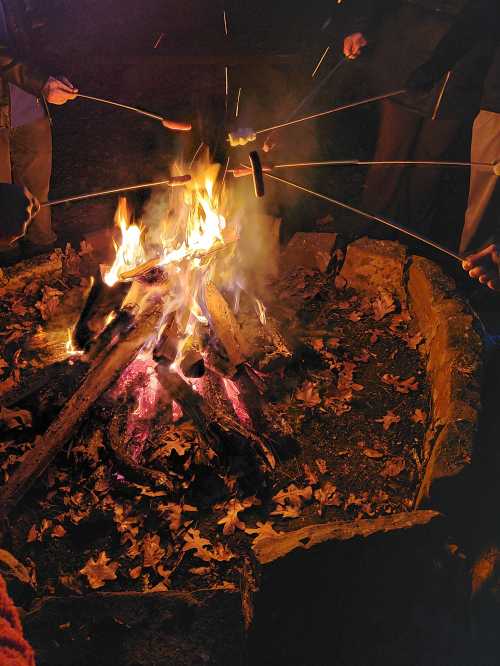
left=76, top=94, right=191, bottom=130
left=264, top=172, right=463, bottom=262
left=271, top=159, right=497, bottom=170
left=41, top=175, right=191, bottom=208
left=228, top=89, right=406, bottom=147
left=254, top=89, right=406, bottom=136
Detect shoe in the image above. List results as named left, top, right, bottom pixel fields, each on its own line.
left=0, top=244, right=21, bottom=267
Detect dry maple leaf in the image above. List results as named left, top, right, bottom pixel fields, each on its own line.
left=411, top=408, right=427, bottom=425
left=158, top=502, right=197, bottom=534
left=375, top=411, right=401, bottom=431
left=142, top=533, right=165, bottom=568
left=295, top=381, right=321, bottom=407
left=363, top=448, right=385, bottom=459
left=182, top=529, right=213, bottom=562
left=80, top=551, right=119, bottom=589
left=382, top=374, right=419, bottom=394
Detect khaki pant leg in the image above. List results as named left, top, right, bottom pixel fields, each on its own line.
left=460, top=110, right=500, bottom=254
left=10, top=117, right=55, bottom=246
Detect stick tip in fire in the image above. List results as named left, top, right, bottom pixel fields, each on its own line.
left=228, top=128, right=256, bottom=147
left=161, top=118, right=192, bottom=132
left=169, top=175, right=192, bottom=186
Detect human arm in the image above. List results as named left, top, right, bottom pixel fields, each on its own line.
left=407, top=0, right=500, bottom=91
left=462, top=244, right=500, bottom=291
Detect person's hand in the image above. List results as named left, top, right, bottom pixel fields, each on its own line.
left=0, top=184, right=40, bottom=246
left=43, top=76, right=78, bottom=105
left=343, top=33, right=367, bottom=60
left=462, top=244, right=500, bottom=291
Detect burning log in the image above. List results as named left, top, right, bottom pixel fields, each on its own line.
left=74, top=271, right=131, bottom=350
left=0, top=283, right=170, bottom=521
left=203, top=281, right=250, bottom=373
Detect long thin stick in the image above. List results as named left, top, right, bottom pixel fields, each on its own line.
left=264, top=172, right=462, bottom=261
left=77, top=93, right=163, bottom=121
left=41, top=176, right=191, bottom=208
left=432, top=71, right=451, bottom=121
left=256, top=89, right=406, bottom=135
left=272, top=159, right=493, bottom=170
left=311, top=46, right=330, bottom=78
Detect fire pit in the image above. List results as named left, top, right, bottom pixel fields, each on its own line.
left=0, top=175, right=483, bottom=664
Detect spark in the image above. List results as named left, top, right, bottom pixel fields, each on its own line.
left=223, top=10, right=228, bottom=36
left=225, top=66, right=229, bottom=98
left=189, top=142, right=204, bottom=168
left=222, top=155, right=230, bottom=186
left=235, top=87, right=242, bottom=117
left=432, top=70, right=452, bottom=121
left=311, top=46, right=330, bottom=78
left=153, top=32, right=165, bottom=49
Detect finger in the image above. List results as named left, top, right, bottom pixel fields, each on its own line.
left=162, top=119, right=192, bottom=131
left=469, top=266, right=485, bottom=279
left=487, top=278, right=500, bottom=291
left=343, top=38, right=353, bottom=57
left=60, top=76, right=77, bottom=90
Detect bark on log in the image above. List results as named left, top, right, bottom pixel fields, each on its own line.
left=0, top=288, right=167, bottom=520
left=253, top=510, right=442, bottom=564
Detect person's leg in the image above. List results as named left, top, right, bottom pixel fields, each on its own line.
left=10, top=117, right=55, bottom=246
left=362, top=100, right=421, bottom=215
left=460, top=111, right=500, bottom=255
left=0, top=128, right=12, bottom=182
left=406, top=116, right=465, bottom=235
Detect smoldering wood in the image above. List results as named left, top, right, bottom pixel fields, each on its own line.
left=74, top=271, right=131, bottom=350
left=0, top=286, right=170, bottom=521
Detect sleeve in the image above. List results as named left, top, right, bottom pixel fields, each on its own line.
left=0, top=575, right=35, bottom=666
left=0, top=37, right=47, bottom=97
left=343, top=0, right=376, bottom=36
left=416, top=0, right=499, bottom=83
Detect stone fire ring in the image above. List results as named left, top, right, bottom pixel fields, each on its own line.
left=21, top=236, right=484, bottom=661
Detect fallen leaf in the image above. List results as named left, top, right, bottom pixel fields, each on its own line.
left=129, top=566, right=142, bottom=579
left=51, top=525, right=66, bottom=538
left=158, top=502, right=197, bottom=534
left=211, top=543, right=236, bottom=562
left=315, top=458, right=328, bottom=474
left=375, top=411, right=401, bottom=431
left=27, top=524, right=38, bottom=543
left=182, top=529, right=213, bottom=562
left=0, top=407, right=31, bottom=430
left=382, top=374, right=419, bottom=394
left=142, top=533, right=165, bottom=568
left=381, top=456, right=406, bottom=477
left=190, top=567, right=211, bottom=576
left=372, top=289, right=396, bottom=321
left=295, top=381, right=321, bottom=407
left=217, top=497, right=259, bottom=535
left=411, top=408, right=427, bottom=424
left=271, top=504, right=302, bottom=519
left=245, top=521, right=284, bottom=545
left=303, top=463, right=318, bottom=485
left=273, top=484, right=313, bottom=509
left=347, top=311, right=362, bottom=322
left=80, top=551, right=119, bottom=589
left=314, top=482, right=342, bottom=515
left=363, top=448, right=385, bottom=459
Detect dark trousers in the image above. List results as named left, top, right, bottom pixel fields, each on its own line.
left=363, top=100, right=465, bottom=234
left=0, top=116, right=54, bottom=246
